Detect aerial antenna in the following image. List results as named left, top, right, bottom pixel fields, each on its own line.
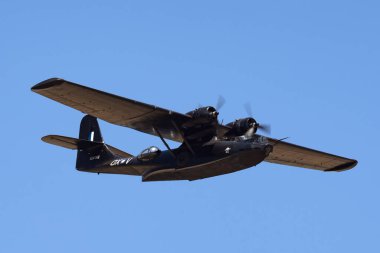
left=272, top=137, right=290, bottom=146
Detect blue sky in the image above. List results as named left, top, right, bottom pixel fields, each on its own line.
left=1, top=0, right=379, bottom=252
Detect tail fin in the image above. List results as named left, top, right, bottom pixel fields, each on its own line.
left=76, top=115, right=115, bottom=170
left=41, top=115, right=133, bottom=171
left=79, top=115, right=103, bottom=142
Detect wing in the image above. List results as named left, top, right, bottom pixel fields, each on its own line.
left=265, top=137, right=357, bottom=172
left=32, top=78, right=192, bottom=142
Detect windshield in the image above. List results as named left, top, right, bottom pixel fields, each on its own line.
left=137, top=146, right=161, bottom=161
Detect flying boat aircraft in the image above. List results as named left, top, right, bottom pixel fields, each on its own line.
left=31, top=78, right=357, bottom=181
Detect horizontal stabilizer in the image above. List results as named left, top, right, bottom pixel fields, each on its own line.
left=42, top=135, right=133, bottom=158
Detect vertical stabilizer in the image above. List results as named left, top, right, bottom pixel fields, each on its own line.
left=79, top=115, right=103, bottom=142
left=76, top=115, right=115, bottom=170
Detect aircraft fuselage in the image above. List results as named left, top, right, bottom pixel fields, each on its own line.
left=78, top=138, right=273, bottom=181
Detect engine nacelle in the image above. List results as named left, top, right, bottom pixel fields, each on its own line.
left=225, top=117, right=257, bottom=137
left=184, top=106, right=219, bottom=127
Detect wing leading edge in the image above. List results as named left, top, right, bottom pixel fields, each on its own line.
left=265, top=137, right=357, bottom=172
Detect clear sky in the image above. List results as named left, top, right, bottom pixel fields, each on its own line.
left=1, top=0, right=379, bottom=252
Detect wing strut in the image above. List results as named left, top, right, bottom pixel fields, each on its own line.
left=153, top=126, right=176, bottom=159
left=170, top=120, right=195, bottom=155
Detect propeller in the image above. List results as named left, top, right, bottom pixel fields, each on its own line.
left=256, top=123, right=271, bottom=135
left=216, top=95, right=226, bottom=111
left=244, top=103, right=253, bottom=118
left=244, top=102, right=271, bottom=136
left=197, top=95, right=225, bottom=111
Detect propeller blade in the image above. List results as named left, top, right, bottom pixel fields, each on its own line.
left=216, top=96, right=226, bottom=111
left=244, top=102, right=253, bottom=117
left=258, top=123, right=271, bottom=135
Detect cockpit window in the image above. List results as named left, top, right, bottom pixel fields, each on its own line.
left=137, top=146, right=161, bottom=161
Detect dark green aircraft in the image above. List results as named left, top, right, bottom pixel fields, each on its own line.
left=31, top=78, right=357, bottom=181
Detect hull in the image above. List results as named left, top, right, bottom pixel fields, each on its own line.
left=142, top=149, right=267, bottom=181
